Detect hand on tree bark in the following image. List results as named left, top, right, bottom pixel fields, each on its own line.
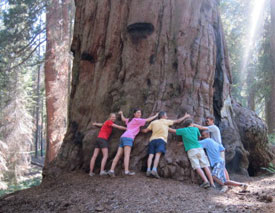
left=184, top=113, right=191, bottom=119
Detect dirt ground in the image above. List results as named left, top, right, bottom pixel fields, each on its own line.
left=0, top=172, right=274, bottom=213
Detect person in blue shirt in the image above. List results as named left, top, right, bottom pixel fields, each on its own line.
left=199, top=131, right=248, bottom=192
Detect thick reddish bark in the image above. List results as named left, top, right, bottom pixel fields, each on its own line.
left=44, top=0, right=71, bottom=164
left=44, top=0, right=273, bottom=179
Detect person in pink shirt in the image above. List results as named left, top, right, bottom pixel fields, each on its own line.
left=108, top=109, right=158, bottom=176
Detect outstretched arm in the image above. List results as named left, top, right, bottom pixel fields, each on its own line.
left=119, top=111, right=128, bottom=122
left=145, top=112, right=159, bottom=122
left=169, top=128, right=176, bottom=133
left=169, top=128, right=181, bottom=146
left=141, top=128, right=151, bottom=133
left=192, top=123, right=208, bottom=130
left=111, top=124, right=127, bottom=131
left=93, top=122, right=103, bottom=127
left=173, top=113, right=190, bottom=124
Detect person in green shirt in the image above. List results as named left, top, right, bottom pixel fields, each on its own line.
left=170, top=119, right=215, bottom=188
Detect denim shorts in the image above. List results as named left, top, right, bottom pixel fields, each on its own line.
left=148, top=139, right=166, bottom=154
left=119, top=137, right=134, bottom=147
left=95, top=137, right=108, bottom=148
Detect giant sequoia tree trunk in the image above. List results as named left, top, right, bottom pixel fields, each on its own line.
left=44, top=0, right=273, bottom=179
left=44, top=0, right=72, bottom=164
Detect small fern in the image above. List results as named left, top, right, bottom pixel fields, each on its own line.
left=261, top=162, right=275, bottom=174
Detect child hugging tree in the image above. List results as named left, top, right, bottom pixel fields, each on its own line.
left=89, top=113, right=127, bottom=176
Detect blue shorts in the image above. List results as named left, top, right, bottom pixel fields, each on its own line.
left=119, top=137, right=134, bottom=147
left=148, top=139, right=166, bottom=154
left=212, top=161, right=226, bottom=183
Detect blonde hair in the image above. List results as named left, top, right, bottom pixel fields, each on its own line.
left=109, top=113, right=116, bottom=118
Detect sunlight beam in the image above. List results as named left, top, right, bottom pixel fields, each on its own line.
left=241, top=0, right=267, bottom=76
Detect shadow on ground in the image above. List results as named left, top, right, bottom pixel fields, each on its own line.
left=0, top=172, right=274, bottom=213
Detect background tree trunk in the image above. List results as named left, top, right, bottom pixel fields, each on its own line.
left=268, top=0, right=275, bottom=134
left=40, top=97, right=44, bottom=157
left=44, top=0, right=72, bottom=164
left=44, top=0, right=273, bottom=179
left=247, top=69, right=256, bottom=111
left=34, top=64, right=41, bottom=158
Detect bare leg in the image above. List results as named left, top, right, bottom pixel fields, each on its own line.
left=90, top=148, right=100, bottom=173
left=195, top=168, right=208, bottom=183
left=153, top=152, right=162, bottom=169
left=213, top=175, right=243, bottom=187
left=213, top=176, right=224, bottom=186
left=110, top=147, right=124, bottom=171
left=100, top=148, right=108, bottom=172
left=147, top=154, right=154, bottom=170
left=203, top=167, right=215, bottom=186
left=225, top=180, right=243, bottom=187
left=123, top=146, right=132, bottom=172
left=224, top=168, right=230, bottom=180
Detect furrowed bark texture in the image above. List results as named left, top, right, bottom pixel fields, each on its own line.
left=44, top=0, right=71, bottom=164
left=44, top=0, right=273, bottom=179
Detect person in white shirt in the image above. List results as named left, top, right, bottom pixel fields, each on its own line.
left=193, top=116, right=222, bottom=144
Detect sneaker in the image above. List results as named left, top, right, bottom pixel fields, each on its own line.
left=151, top=170, right=160, bottom=179
left=89, top=172, right=95, bottom=177
left=200, top=182, right=210, bottom=189
left=99, top=170, right=108, bottom=176
left=220, top=185, right=228, bottom=193
left=125, top=171, right=135, bottom=176
left=107, top=170, right=115, bottom=177
left=146, top=171, right=151, bottom=177
left=211, top=184, right=216, bottom=189
left=241, top=184, right=248, bottom=191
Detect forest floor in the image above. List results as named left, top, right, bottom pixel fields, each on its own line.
left=0, top=171, right=274, bottom=213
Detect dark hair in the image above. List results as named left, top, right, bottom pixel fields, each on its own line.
left=201, top=130, right=210, bottom=135
left=206, top=115, right=215, bottom=121
left=200, top=130, right=210, bottom=139
left=183, top=119, right=193, bottom=127
left=128, top=108, right=141, bottom=123
left=158, top=111, right=166, bottom=119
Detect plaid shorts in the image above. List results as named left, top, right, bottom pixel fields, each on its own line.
left=212, top=161, right=226, bottom=183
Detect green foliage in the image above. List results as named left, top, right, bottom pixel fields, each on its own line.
left=256, top=20, right=273, bottom=100
left=0, top=72, right=34, bottom=185
left=220, top=0, right=251, bottom=106
left=0, top=0, right=46, bottom=65
left=268, top=133, right=275, bottom=145
left=0, top=0, right=46, bottom=110
left=0, top=0, right=46, bottom=186
left=261, top=162, right=275, bottom=174
left=220, top=0, right=272, bottom=119
left=0, top=177, right=41, bottom=197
